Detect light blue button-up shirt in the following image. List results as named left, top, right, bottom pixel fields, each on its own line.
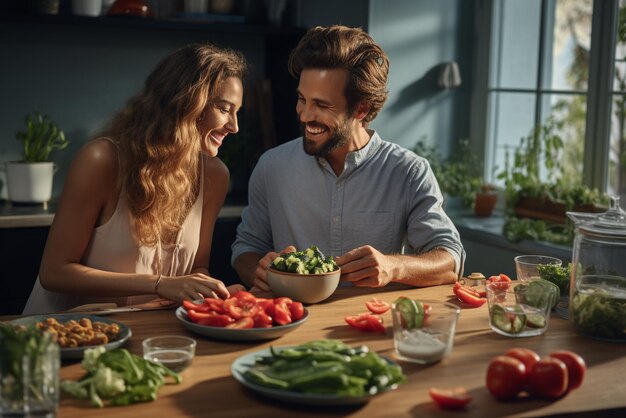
left=231, top=130, right=464, bottom=275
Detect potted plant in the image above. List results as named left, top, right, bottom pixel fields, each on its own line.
left=5, top=111, right=69, bottom=205
left=413, top=139, right=494, bottom=214
left=498, top=117, right=606, bottom=243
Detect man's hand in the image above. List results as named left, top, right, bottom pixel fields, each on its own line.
left=253, top=246, right=297, bottom=291
left=336, top=245, right=397, bottom=287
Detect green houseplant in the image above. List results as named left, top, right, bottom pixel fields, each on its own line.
left=498, top=117, right=606, bottom=244
left=5, top=111, right=69, bottom=204
left=413, top=139, right=493, bottom=213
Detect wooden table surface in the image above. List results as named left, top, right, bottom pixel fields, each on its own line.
left=7, top=284, right=626, bottom=417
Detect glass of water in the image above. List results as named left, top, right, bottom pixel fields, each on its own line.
left=142, top=335, right=196, bottom=373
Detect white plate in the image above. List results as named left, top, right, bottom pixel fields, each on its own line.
left=9, top=314, right=132, bottom=360
left=231, top=347, right=401, bottom=406
left=175, top=306, right=309, bottom=341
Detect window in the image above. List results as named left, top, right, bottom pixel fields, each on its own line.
left=478, top=0, right=621, bottom=194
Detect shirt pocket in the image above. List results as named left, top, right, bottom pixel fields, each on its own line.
left=349, top=212, right=395, bottom=252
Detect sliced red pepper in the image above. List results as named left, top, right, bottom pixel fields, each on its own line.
left=454, top=286, right=487, bottom=307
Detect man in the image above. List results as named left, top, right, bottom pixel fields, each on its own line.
left=231, top=25, right=464, bottom=291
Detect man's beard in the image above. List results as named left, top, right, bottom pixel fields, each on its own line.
left=302, top=119, right=351, bottom=157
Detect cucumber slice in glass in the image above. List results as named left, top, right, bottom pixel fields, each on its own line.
left=490, top=304, right=526, bottom=334
left=393, top=297, right=425, bottom=329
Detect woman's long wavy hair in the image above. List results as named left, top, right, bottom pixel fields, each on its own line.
left=103, top=43, right=246, bottom=246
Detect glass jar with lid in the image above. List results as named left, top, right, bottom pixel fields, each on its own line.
left=567, top=196, right=626, bottom=342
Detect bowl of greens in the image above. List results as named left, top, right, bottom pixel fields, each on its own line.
left=267, top=246, right=340, bottom=304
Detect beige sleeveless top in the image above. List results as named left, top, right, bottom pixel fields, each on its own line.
left=23, top=150, right=204, bottom=314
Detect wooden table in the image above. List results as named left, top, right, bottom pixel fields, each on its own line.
left=10, top=284, right=626, bottom=417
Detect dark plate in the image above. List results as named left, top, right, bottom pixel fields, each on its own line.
left=231, top=346, right=401, bottom=406
left=175, top=306, right=308, bottom=341
left=9, top=313, right=132, bottom=360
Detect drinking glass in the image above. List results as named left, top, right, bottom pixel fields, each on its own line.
left=0, top=328, right=60, bottom=417
left=391, top=300, right=460, bottom=364
left=143, top=336, right=196, bottom=373
left=486, top=281, right=556, bottom=337
left=514, top=255, right=562, bottom=282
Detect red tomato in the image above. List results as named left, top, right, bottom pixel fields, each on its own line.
left=429, top=387, right=472, bottom=410
left=486, top=355, right=527, bottom=400
left=454, top=286, right=487, bottom=307
left=256, top=298, right=275, bottom=318
left=230, top=290, right=257, bottom=301
left=187, top=310, right=234, bottom=327
left=504, top=348, right=541, bottom=382
left=203, top=297, right=225, bottom=313
left=487, top=274, right=512, bottom=290
left=288, top=301, right=305, bottom=321
left=528, top=357, right=569, bottom=399
left=224, top=297, right=259, bottom=319
left=225, top=317, right=254, bottom=329
left=345, top=313, right=385, bottom=333
left=365, top=297, right=391, bottom=314
left=252, top=311, right=273, bottom=328
left=548, top=351, right=586, bottom=391
left=182, top=299, right=211, bottom=313
left=273, top=299, right=292, bottom=325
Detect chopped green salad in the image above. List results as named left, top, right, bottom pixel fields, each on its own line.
left=270, top=245, right=339, bottom=274
left=243, top=339, right=405, bottom=397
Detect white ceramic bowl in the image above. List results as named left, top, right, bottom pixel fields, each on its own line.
left=266, top=267, right=341, bottom=304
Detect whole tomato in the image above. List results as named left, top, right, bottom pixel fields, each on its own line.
left=486, top=355, right=527, bottom=400
left=528, top=357, right=569, bottom=399
left=549, top=350, right=586, bottom=391
left=504, top=348, right=541, bottom=384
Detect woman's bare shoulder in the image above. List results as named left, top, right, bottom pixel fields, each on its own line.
left=65, top=138, right=119, bottom=194
left=203, top=154, right=229, bottom=183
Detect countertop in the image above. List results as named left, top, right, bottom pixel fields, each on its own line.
left=0, top=200, right=245, bottom=229
left=4, top=284, right=625, bottom=417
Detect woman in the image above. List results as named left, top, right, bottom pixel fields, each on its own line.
left=23, top=43, right=246, bottom=314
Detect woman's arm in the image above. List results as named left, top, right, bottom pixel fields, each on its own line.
left=39, top=143, right=230, bottom=302
left=39, top=139, right=159, bottom=296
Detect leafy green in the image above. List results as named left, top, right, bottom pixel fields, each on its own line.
left=538, top=263, right=572, bottom=294
left=61, top=347, right=181, bottom=408
left=0, top=324, right=59, bottom=414
left=243, top=339, right=406, bottom=397
left=15, top=111, right=69, bottom=162
left=270, top=246, right=339, bottom=274
left=571, top=287, right=626, bottom=341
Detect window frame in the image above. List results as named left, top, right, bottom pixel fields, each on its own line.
left=471, top=0, right=620, bottom=191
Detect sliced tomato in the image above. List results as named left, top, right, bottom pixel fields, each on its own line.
left=429, top=387, right=472, bottom=410
left=345, top=313, right=385, bottom=333
left=273, top=299, right=292, bottom=325
left=224, top=296, right=259, bottom=319
left=182, top=299, right=211, bottom=313
left=231, top=290, right=257, bottom=301
left=225, top=317, right=254, bottom=329
left=288, top=301, right=305, bottom=321
left=365, top=297, right=391, bottom=314
left=187, top=310, right=234, bottom=327
left=454, top=286, right=487, bottom=307
left=256, top=298, right=275, bottom=317
left=203, top=297, right=225, bottom=313
left=487, top=273, right=512, bottom=290
left=252, top=311, right=273, bottom=328
left=453, top=282, right=482, bottom=298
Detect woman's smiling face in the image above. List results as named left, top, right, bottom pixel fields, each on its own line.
left=197, top=76, right=243, bottom=156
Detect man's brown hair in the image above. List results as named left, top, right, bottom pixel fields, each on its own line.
left=288, top=25, right=389, bottom=123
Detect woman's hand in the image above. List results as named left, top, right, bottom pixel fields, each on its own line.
left=156, top=273, right=230, bottom=302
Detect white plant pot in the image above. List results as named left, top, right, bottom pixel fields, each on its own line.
left=5, top=161, right=55, bottom=203
left=71, top=0, right=103, bottom=16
